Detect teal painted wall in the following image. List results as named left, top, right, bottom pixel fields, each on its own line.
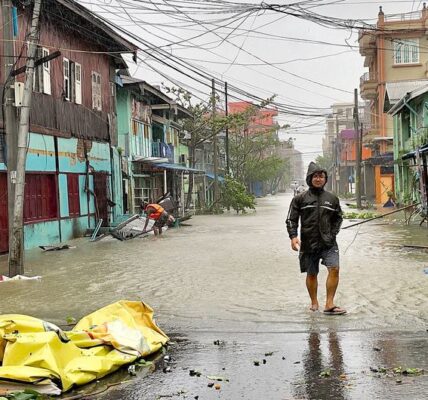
left=2, top=126, right=122, bottom=250
left=60, top=216, right=93, bottom=242
left=25, top=221, right=61, bottom=249
left=117, top=88, right=131, bottom=154
left=58, top=137, right=87, bottom=173
left=26, top=133, right=56, bottom=172
left=59, top=173, right=69, bottom=217
left=110, top=147, right=124, bottom=220
left=13, top=133, right=115, bottom=249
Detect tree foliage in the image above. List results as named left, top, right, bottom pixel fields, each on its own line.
left=221, top=176, right=256, bottom=214
left=315, top=154, right=332, bottom=172
left=166, top=85, right=291, bottom=207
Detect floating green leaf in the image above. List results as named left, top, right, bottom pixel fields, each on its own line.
left=319, top=369, right=331, bottom=378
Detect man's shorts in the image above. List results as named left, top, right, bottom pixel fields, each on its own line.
left=154, top=212, right=169, bottom=228
left=299, top=243, right=339, bottom=275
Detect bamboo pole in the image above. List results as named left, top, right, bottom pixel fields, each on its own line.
left=342, top=203, right=420, bottom=229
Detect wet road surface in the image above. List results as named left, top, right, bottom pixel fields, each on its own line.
left=0, top=193, right=427, bottom=399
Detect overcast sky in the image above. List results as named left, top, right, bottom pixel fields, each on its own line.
left=81, top=0, right=423, bottom=162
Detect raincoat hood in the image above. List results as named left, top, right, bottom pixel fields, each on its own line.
left=306, top=162, right=328, bottom=187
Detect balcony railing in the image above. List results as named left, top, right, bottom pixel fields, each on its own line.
left=384, top=11, right=422, bottom=22
left=360, top=72, right=376, bottom=84
left=360, top=72, right=377, bottom=100
left=151, top=141, right=174, bottom=163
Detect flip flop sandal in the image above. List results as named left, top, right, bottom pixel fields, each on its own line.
left=323, top=306, right=347, bottom=315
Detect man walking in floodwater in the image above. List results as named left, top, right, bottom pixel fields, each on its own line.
left=286, top=162, right=346, bottom=315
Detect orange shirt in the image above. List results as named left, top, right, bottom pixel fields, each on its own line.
left=146, top=203, right=165, bottom=220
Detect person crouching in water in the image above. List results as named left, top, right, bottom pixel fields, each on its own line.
left=142, top=202, right=175, bottom=236
left=286, top=162, right=346, bottom=315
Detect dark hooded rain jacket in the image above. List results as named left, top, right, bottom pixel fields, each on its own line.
left=286, top=162, right=343, bottom=253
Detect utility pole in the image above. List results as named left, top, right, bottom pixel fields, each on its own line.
left=359, top=122, right=364, bottom=201
left=8, top=0, right=42, bottom=275
left=212, top=78, right=219, bottom=211
left=354, top=88, right=362, bottom=209
left=334, top=114, right=339, bottom=194
left=225, top=81, right=229, bottom=175
left=3, top=0, right=19, bottom=276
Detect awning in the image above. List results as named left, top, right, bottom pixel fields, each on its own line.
left=402, top=144, right=428, bottom=160
left=133, top=156, right=168, bottom=163
left=384, top=80, right=428, bottom=113
left=206, top=173, right=225, bottom=182
left=155, top=163, right=205, bottom=173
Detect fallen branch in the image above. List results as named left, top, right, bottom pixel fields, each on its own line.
left=401, top=244, right=428, bottom=249
left=342, top=203, right=420, bottom=229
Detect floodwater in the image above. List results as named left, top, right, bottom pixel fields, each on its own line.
left=0, top=193, right=427, bottom=332
left=0, top=193, right=427, bottom=399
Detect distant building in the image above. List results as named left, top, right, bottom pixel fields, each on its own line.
left=228, top=101, right=279, bottom=136
left=322, top=103, right=354, bottom=158
left=322, top=102, right=369, bottom=194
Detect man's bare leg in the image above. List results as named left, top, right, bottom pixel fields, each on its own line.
left=325, top=267, right=339, bottom=310
left=306, top=273, right=319, bottom=311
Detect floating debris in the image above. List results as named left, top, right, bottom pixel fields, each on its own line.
left=319, top=369, right=331, bottom=378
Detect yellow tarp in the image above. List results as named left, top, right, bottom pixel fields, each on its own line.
left=0, top=300, right=168, bottom=393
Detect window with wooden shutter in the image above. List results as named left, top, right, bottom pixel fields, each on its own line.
left=67, top=174, right=80, bottom=217
left=63, top=58, right=70, bottom=100
left=75, top=63, right=82, bottom=104
left=24, top=174, right=58, bottom=222
left=42, top=47, right=51, bottom=95
left=96, top=74, right=102, bottom=110
left=91, top=71, right=102, bottom=111
left=70, top=62, right=76, bottom=102
left=33, top=47, right=43, bottom=93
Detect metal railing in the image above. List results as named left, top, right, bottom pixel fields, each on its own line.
left=151, top=141, right=174, bottom=162
left=384, top=11, right=422, bottom=22
left=360, top=72, right=377, bottom=84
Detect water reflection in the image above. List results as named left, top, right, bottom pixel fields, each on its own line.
left=295, top=330, right=347, bottom=400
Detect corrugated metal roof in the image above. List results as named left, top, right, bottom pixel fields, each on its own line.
left=387, top=83, right=428, bottom=115
left=156, top=163, right=205, bottom=173
left=384, top=80, right=428, bottom=112
left=206, top=173, right=225, bottom=182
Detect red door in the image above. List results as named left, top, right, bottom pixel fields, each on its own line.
left=0, top=173, right=8, bottom=253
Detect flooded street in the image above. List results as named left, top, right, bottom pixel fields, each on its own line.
left=1, top=193, right=427, bottom=399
